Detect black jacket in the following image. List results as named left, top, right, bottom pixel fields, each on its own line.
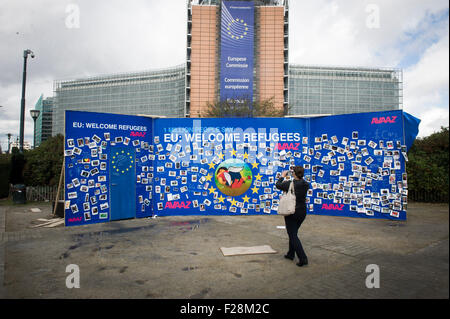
left=276, top=177, right=310, bottom=214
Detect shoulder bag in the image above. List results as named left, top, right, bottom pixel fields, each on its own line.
left=277, top=181, right=296, bottom=216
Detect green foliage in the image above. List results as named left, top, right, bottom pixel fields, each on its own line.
left=8, top=147, right=25, bottom=185
left=23, top=134, right=64, bottom=187
left=0, top=153, right=11, bottom=198
left=202, top=97, right=287, bottom=118
left=407, top=127, right=449, bottom=202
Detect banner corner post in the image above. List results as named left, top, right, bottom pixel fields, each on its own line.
left=401, top=110, right=421, bottom=151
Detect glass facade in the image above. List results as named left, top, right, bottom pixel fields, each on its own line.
left=52, top=63, right=402, bottom=136
left=288, top=65, right=402, bottom=115
left=34, top=95, right=54, bottom=146
left=52, top=65, right=186, bottom=136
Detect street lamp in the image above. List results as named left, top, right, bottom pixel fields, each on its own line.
left=7, top=133, right=12, bottom=154
left=30, top=109, right=40, bottom=149
left=19, top=49, right=35, bottom=153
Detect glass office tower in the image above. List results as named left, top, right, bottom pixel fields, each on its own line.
left=288, top=65, right=402, bottom=115
left=34, top=95, right=54, bottom=146
left=52, top=64, right=402, bottom=136
left=52, top=65, right=186, bottom=136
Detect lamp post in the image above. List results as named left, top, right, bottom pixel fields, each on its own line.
left=7, top=133, right=12, bottom=154
left=19, top=49, right=35, bottom=153
left=1, top=107, right=6, bottom=153
left=30, top=109, right=40, bottom=149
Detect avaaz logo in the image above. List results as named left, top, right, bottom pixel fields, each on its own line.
left=371, top=116, right=397, bottom=124
left=276, top=143, right=300, bottom=151
left=165, top=201, right=192, bottom=209
left=322, top=204, right=344, bottom=211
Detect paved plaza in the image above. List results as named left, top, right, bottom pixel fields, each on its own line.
left=0, top=201, right=448, bottom=299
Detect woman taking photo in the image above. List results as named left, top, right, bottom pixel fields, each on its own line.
left=275, top=166, right=310, bottom=267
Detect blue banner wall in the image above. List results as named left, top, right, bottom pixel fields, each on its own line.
left=307, top=110, right=410, bottom=220
left=64, top=111, right=153, bottom=227
left=220, top=0, right=254, bottom=102
left=152, top=117, right=308, bottom=216
left=65, top=109, right=419, bottom=226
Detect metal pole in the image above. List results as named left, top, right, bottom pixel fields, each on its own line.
left=32, top=118, right=36, bottom=149
left=19, top=50, right=28, bottom=153
left=7, top=133, right=11, bottom=154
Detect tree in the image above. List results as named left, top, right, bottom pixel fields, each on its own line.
left=202, top=97, right=287, bottom=118
left=407, top=126, right=449, bottom=202
left=0, top=152, right=11, bottom=198
left=23, top=134, right=64, bottom=186
left=8, top=147, right=26, bottom=185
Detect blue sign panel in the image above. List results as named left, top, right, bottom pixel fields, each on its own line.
left=64, top=110, right=153, bottom=227
left=152, top=117, right=308, bottom=216
left=65, top=109, right=420, bottom=226
left=151, top=110, right=415, bottom=221
left=307, top=110, right=411, bottom=220
left=220, top=0, right=254, bottom=103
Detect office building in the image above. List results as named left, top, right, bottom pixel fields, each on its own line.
left=52, top=65, right=185, bottom=136
left=34, top=95, right=54, bottom=146
left=186, top=0, right=289, bottom=116
left=288, top=65, right=403, bottom=115
left=10, top=140, right=31, bottom=151
left=51, top=0, right=402, bottom=136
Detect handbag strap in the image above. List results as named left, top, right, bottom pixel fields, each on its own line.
left=288, top=180, right=295, bottom=194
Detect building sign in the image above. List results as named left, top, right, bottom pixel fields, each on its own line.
left=220, top=0, right=254, bottom=103
left=64, top=109, right=420, bottom=227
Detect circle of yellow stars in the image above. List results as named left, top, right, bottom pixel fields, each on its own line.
left=227, top=19, right=249, bottom=39
left=111, top=150, right=134, bottom=174
left=205, top=149, right=262, bottom=208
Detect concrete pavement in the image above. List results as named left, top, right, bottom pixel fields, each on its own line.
left=0, top=201, right=448, bottom=299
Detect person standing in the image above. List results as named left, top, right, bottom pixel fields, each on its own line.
left=275, top=166, right=310, bottom=267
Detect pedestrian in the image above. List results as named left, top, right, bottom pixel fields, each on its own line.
left=275, top=166, right=310, bottom=267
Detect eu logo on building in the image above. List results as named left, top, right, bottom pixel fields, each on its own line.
left=226, top=18, right=249, bottom=40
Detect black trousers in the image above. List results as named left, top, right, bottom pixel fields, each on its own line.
left=284, top=210, right=307, bottom=261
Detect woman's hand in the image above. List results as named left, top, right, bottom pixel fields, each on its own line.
left=281, top=170, right=289, bottom=178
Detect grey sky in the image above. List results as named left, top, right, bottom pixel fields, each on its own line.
left=0, top=0, right=448, bottom=151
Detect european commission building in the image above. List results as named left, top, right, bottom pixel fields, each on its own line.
left=52, top=0, right=402, bottom=136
